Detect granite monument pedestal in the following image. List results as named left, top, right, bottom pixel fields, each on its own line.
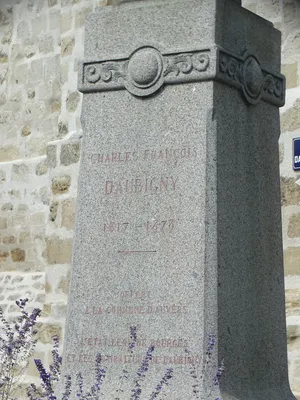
left=61, top=1, right=295, bottom=399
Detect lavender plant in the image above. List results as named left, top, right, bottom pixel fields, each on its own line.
left=27, top=327, right=173, bottom=400
left=26, top=335, right=62, bottom=400
left=187, top=334, right=225, bottom=400
left=0, top=298, right=41, bottom=400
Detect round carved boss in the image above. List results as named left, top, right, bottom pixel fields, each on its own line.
left=125, top=47, right=164, bottom=97
left=242, top=55, right=264, bottom=104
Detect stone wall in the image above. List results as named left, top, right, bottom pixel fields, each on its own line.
left=0, top=0, right=299, bottom=398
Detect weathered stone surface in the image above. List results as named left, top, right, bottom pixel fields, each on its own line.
left=45, top=236, right=72, bottom=264
left=57, top=272, right=70, bottom=294
left=61, top=36, right=75, bottom=56
left=36, top=161, right=48, bottom=175
left=0, top=145, right=20, bottom=162
left=61, top=198, right=75, bottom=229
left=60, top=142, right=80, bottom=166
left=0, top=217, right=8, bottom=229
left=47, top=144, right=57, bottom=168
left=2, top=235, right=17, bottom=244
left=279, top=142, right=284, bottom=163
left=49, top=201, right=59, bottom=221
left=66, top=91, right=80, bottom=112
left=51, top=175, right=71, bottom=194
left=288, top=214, right=300, bottom=238
left=1, top=203, right=13, bottom=211
left=0, top=251, right=9, bottom=262
left=58, top=121, right=68, bottom=137
left=21, top=125, right=31, bottom=136
left=281, top=177, right=300, bottom=205
left=12, top=164, right=29, bottom=182
left=11, top=248, right=25, bottom=262
left=282, top=63, right=298, bottom=89
left=38, top=35, right=54, bottom=53
left=75, top=6, right=93, bottom=28
left=36, top=323, right=62, bottom=344
left=284, top=247, right=300, bottom=275
left=61, top=11, right=72, bottom=33
left=281, top=99, right=300, bottom=132
left=286, top=289, right=300, bottom=315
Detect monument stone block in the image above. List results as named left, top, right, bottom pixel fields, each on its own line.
left=60, top=1, right=295, bottom=399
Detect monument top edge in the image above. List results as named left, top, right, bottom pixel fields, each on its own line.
left=94, top=0, right=242, bottom=11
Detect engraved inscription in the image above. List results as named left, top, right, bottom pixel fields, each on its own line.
left=104, top=177, right=178, bottom=196
left=104, top=219, right=176, bottom=234
left=90, top=147, right=197, bottom=165
left=84, top=304, right=188, bottom=316
left=66, top=353, right=201, bottom=365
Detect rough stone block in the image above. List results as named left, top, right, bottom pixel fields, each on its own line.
left=0, top=170, right=6, bottom=183
left=279, top=142, right=284, bottom=163
left=281, top=98, right=300, bottom=132
left=282, top=62, right=298, bottom=89
left=0, top=217, right=8, bottom=230
left=36, top=161, right=48, bottom=175
left=29, top=59, right=43, bottom=82
left=12, top=164, right=30, bottom=182
left=61, top=198, right=75, bottom=229
left=49, top=201, right=59, bottom=222
left=0, top=51, right=8, bottom=63
left=1, top=203, right=13, bottom=212
left=49, top=10, right=60, bottom=30
left=47, top=144, right=56, bottom=168
left=284, top=247, right=300, bottom=275
left=60, top=142, right=80, bottom=166
left=61, top=36, right=75, bottom=56
left=30, top=212, right=45, bottom=226
left=61, top=11, right=72, bottom=33
left=36, top=322, right=62, bottom=344
left=17, top=21, right=30, bottom=40
left=283, top=0, right=297, bottom=23
left=38, top=35, right=54, bottom=53
left=2, top=235, right=17, bottom=245
left=58, top=121, right=68, bottom=137
left=288, top=214, right=300, bottom=238
left=21, top=125, right=31, bottom=136
left=14, top=63, right=28, bottom=84
left=52, top=175, right=71, bottom=195
left=66, top=91, right=80, bottom=112
left=0, top=145, right=20, bottom=162
left=27, top=136, right=48, bottom=157
left=0, top=251, right=9, bottom=262
left=11, top=248, right=25, bottom=262
left=75, top=6, right=93, bottom=28
left=281, top=177, right=300, bottom=205
left=45, top=236, right=72, bottom=264
left=56, top=271, right=70, bottom=294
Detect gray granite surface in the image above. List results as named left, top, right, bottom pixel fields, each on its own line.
left=60, top=0, right=295, bottom=399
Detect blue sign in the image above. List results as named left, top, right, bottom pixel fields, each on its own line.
left=294, top=138, right=300, bottom=170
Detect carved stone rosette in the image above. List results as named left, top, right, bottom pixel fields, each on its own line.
left=216, top=49, right=285, bottom=106
left=78, top=46, right=285, bottom=106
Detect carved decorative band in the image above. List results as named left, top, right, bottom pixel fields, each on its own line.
left=78, top=47, right=213, bottom=97
left=216, top=49, right=285, bottom=106
left=78, top=46, right=285, bottom=106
